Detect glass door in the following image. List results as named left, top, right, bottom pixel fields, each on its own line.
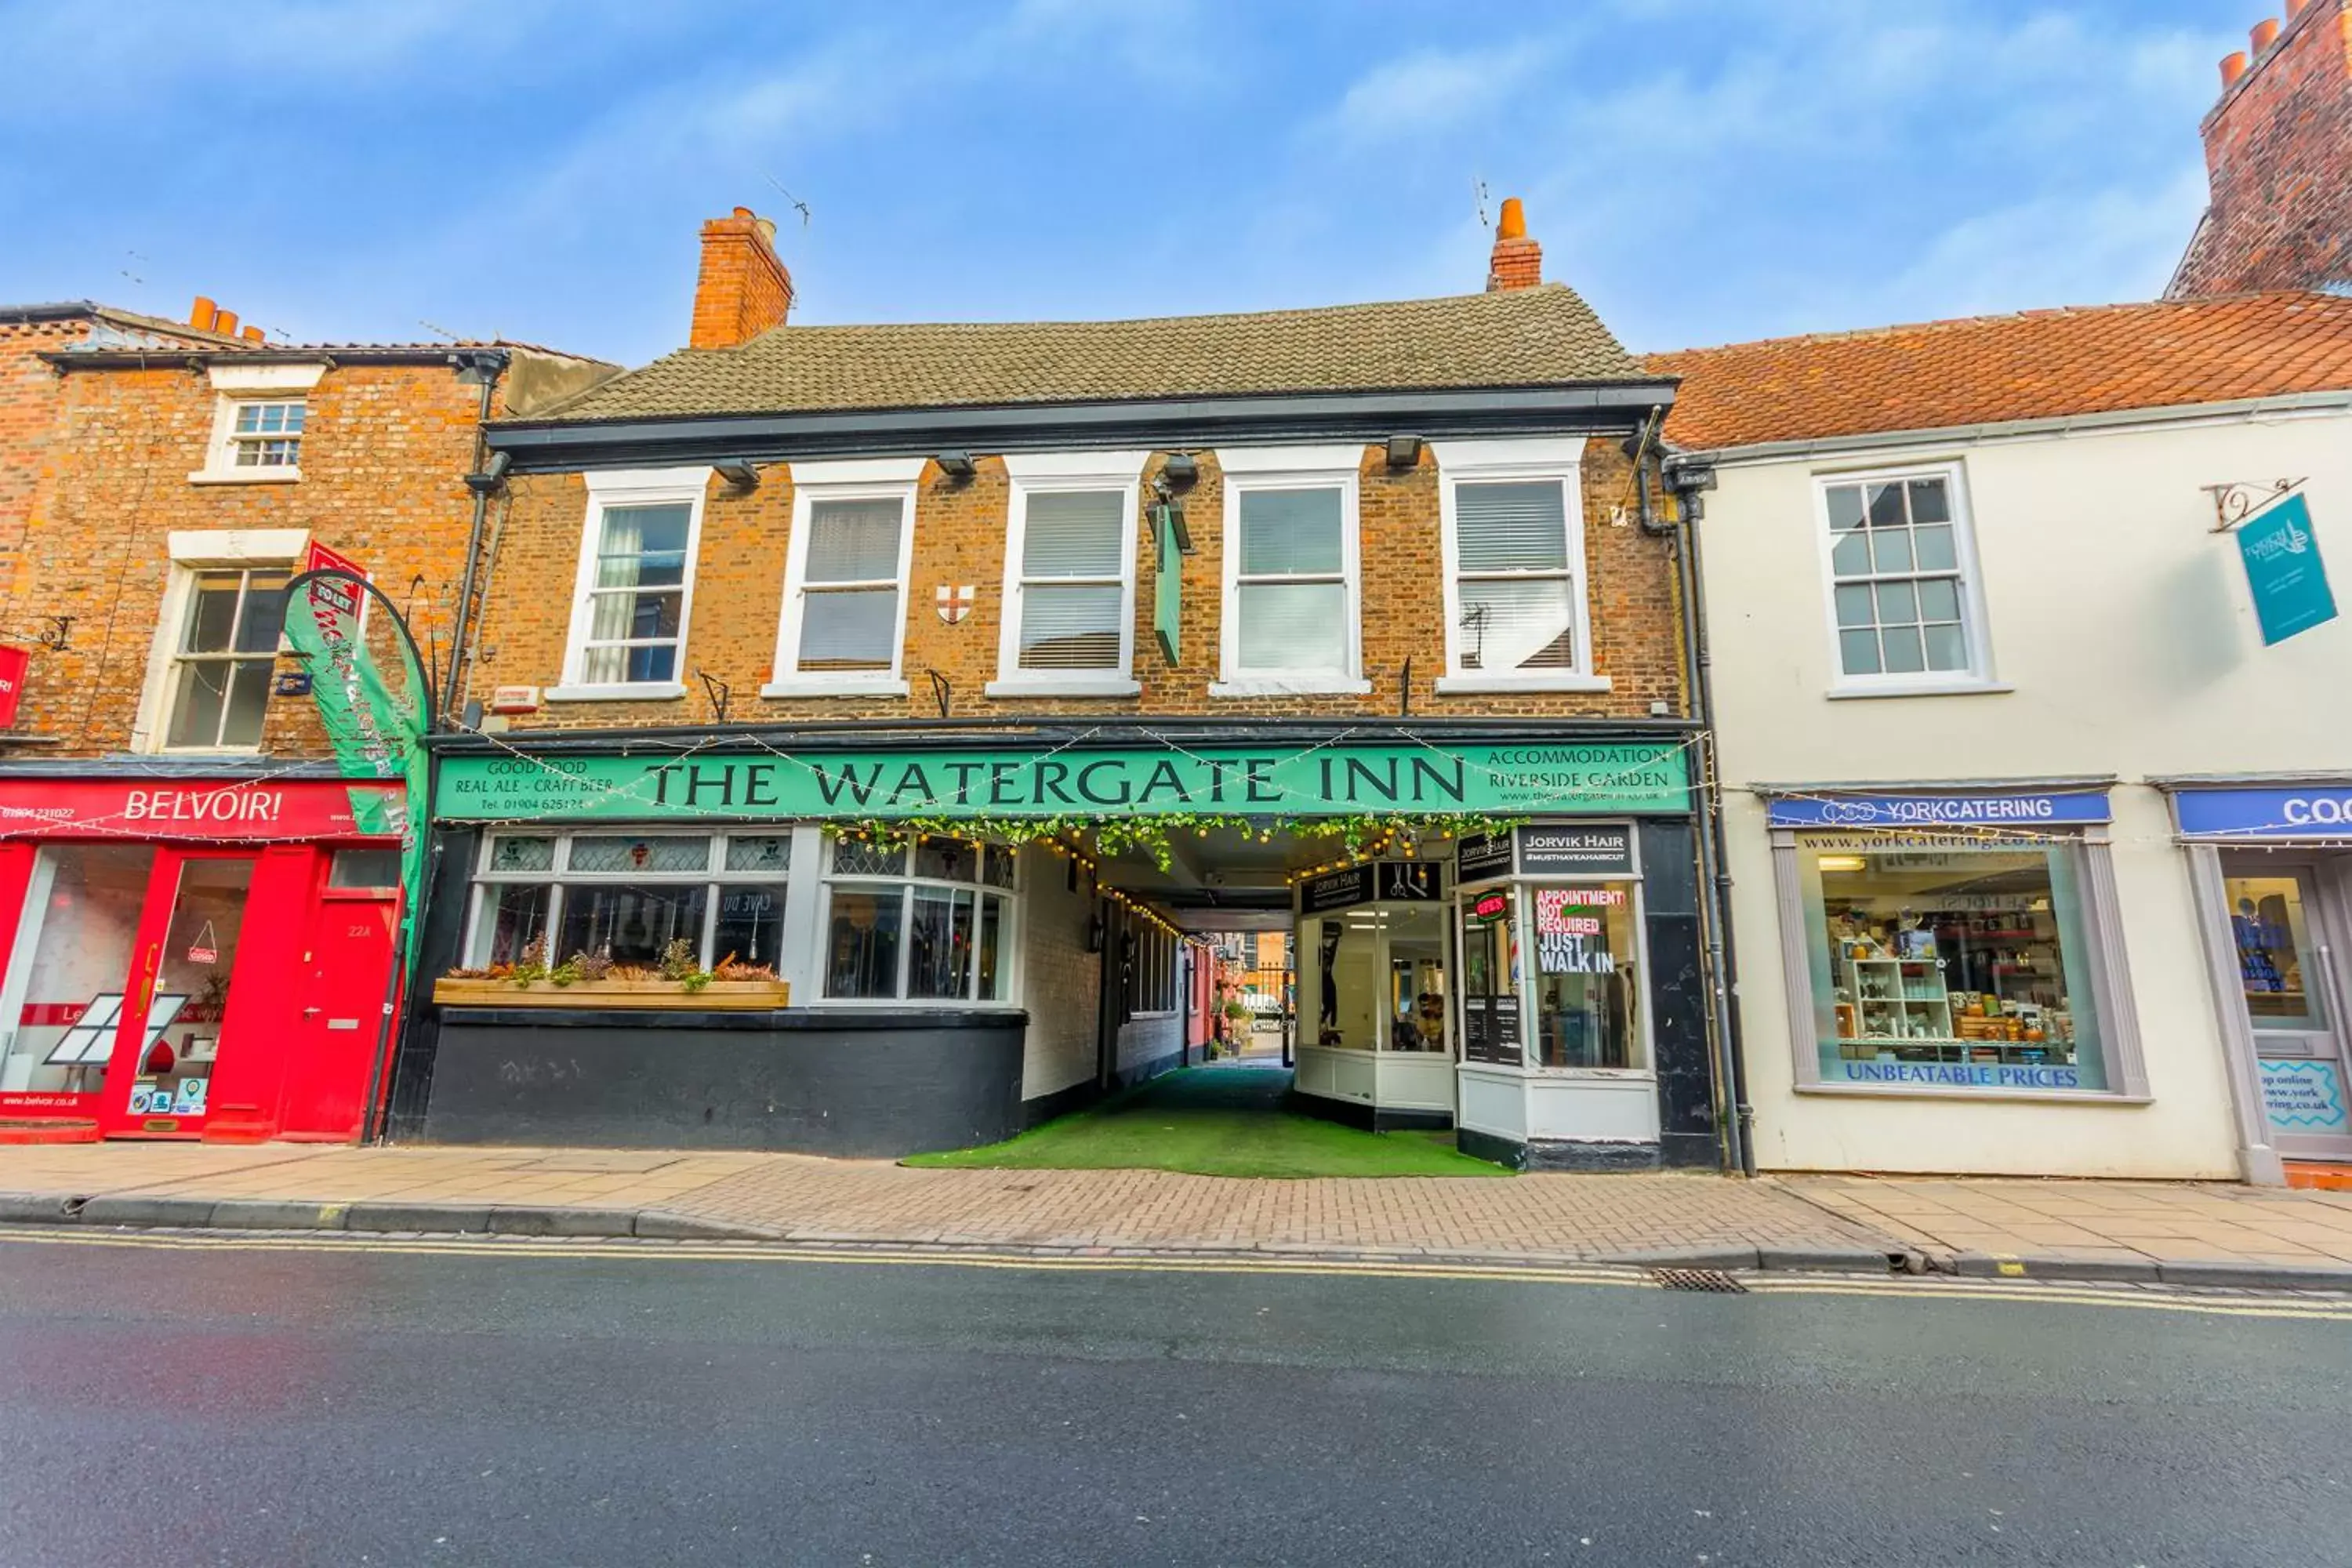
left=2224, top=859, right=2352, bottom=1160
left=97, top=851, right=257, bottom=1138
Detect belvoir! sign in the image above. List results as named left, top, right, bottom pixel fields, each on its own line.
left=439, top=742, right=1692, bottom=823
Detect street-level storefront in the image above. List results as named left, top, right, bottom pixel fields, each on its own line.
left=2171, top=780, right=2352, bottom=1179
left=0, top=774, right=407, bottom=1142
left=401, top=732, right=1719, bottom=1167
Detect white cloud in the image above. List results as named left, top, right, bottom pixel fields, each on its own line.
left=1319, top=45, right=1545, bottom=145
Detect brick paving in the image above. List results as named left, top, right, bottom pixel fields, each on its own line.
left=1784, top=1174, right=2352, bottom=1272
left=8, top=1142, right=2352, bottom=1272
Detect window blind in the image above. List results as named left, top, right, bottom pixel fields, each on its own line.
left=1455, top=481, right=1567, bottom=572
left=805, top=498, right=904, bottom=583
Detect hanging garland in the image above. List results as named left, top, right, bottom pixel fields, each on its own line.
left=825, top=811, right=1526, bottom=874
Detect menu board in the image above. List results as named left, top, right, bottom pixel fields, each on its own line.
left=1462, top=995, right=1523, bottom=1065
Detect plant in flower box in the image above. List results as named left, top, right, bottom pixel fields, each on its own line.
left=434, top=939, right=790, bottom=1009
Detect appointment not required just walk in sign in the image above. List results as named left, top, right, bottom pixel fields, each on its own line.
left=438, top=740, right=1693, bottom=823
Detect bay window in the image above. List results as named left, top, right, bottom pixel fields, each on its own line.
left=822, top=835, right=1016, bottom=1004
left=464, top=830, right=791, bottom=971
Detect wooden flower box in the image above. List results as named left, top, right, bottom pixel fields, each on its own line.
left=432, top=976, right=792, bottom=1011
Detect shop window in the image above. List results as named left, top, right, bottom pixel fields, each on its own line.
left=1303, top=906, right=1449, bottom=1051
left=0, top=844, right=156, bottom=1094
left=2227, top=874, right=2325, bottom=1029
left=1795, top=839, right=2113, bottom=1091
left=1213, top=447, right=1363, bottom=694
left=554, top=468, right=708, bottom=700
left=463, top=832, right=790, bottom=971
left=1820, top=468, right=1989, bottom=688
left=1127, top=924, right=1179, bottom=1014
left=163, top=567, right=289, bottom=750
left=822, top=835, right=1014, bottom=1004
left=1529, top=885, right=1642, bottom=1069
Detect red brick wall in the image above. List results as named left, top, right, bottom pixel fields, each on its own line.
left=689, top=210, right=794, bottom=350
left=468, top=437, right=1689, bottom=731
left=2169, top=0, right=2352, bottom=297
left=3, top=359, right=498, bottom=756
left=0, top=319, right=78, bottom=604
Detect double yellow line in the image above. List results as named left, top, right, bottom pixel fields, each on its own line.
left=6, top=1225, right=2351, bottom=1321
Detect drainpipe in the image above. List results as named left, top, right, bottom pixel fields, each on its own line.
left=444, top=349, right=510, bottom=723
left=1646, top=444, right=1753, bottom=1176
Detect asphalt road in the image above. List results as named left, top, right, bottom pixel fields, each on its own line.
left=2, top=1234, right=2347, bottom=1566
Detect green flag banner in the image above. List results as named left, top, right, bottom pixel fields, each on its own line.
left=440, top=739, right=1692, bottom=824
left=281, top=561, right=434, bottom=971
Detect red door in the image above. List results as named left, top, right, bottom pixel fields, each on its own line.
left=96, top=849, right=260, bottom=1139
left=278, top=891, right=398, bottom=1139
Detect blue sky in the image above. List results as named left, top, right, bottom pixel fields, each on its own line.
left=0, top=1, right=2244, bottom=367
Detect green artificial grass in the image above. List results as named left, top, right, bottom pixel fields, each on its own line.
left=905, top=1063, right=1511, bottom=1178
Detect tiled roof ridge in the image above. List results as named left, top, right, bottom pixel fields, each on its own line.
left=720, top=281, right=1589, bottom=344
left=1646, top=289, right=2349, bottom=362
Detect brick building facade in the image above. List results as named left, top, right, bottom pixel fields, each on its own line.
left=402, top=204, right=1728, bottom=1174
left=0, top=296, right=608, bottom=1145
left=2169, top=0, right=2352, bottom=298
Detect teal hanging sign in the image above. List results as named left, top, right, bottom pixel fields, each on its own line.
left=1152, top=502, right=1182, bottom=666
left=2238, top=494, right=2336, bottom=646
left=438, top=739, right=1692, bottom=824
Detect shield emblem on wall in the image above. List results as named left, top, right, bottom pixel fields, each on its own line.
left=936, top=585, right=975, bottom=624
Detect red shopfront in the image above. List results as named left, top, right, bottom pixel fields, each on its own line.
left=0, top=777, right=406, bottom=1143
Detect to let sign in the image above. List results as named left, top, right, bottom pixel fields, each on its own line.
left=2238, top=494, right=2336, bottom=646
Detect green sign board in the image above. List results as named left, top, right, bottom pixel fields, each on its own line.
left=439, top=740, right=1690, bottom=824
left=2238, top=494, right=2336, bottom=646
left=1152, top=503, right=1181, bottom=666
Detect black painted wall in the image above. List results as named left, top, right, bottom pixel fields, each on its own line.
left=420, top=1008, right=1028, bottom=1156
left=1639, top=818, right=1719, bottom=1168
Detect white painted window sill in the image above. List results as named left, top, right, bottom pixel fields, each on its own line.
left=1826, top=681, right=2013, bottom=702
left=1794, top=1081, right=2150, bottom=1105
left=1208, top=677, right=1372, bottom=699
left=1434, top=673, right=1613, bottom=695
left=544, top=682, right=686, bottom=702
left=760, top=677, right=910, bottom=699
left=1453, top=1062, right=1656, bottom=1081
left=188, top=468, right=300, bottom=485
left=984, top=677, right=1142, bottom=699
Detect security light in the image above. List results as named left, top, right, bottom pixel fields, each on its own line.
left=1385, top=434, right=1422, bottom=469
left=1159, top=452, right=1198, bottom=487
left=715, top=459, right=760, bottom=491
left=935, top=451, right=977, bottom=481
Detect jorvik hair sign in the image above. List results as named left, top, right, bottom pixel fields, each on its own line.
left=438, top=741, right=1692, bottom=824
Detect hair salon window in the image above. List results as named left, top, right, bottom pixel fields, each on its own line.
left=822, top=836, right=1016, bottom=1004
left=1788, top=837, right=2126, bottom=1092
left=464, top=831, right=792, bottom=970
left=1529, top=886, right=1644, bottom=1069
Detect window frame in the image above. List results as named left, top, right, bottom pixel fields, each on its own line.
left=1769, top=822, right=2149, bottom=1101
left=767, top=457, right=924, bottom=699
left=550, top=466, right=712, bottom=703
left=1810, top=461, right=1998, bottom=699
left=463, top=829, right=795, bottom=971
left=160, top=566, right=289, bottom=753
left=1430, top=438, right=1607, bottom=694
left=130, top=528, right=309, bottom=756
left=817, top=835, right=1022, bottom=1007
left=1211, top=445, right=1368, bottom=697
left=989, top=451, right=1150, bottom=698
left=191, top=361, right=324, bottom=485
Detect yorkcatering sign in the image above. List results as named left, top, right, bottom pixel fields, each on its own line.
left=439, top=741, right=1693, bottom=823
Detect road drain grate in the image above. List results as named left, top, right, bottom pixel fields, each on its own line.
left=1650, top=1267, right=1748, bottom=1294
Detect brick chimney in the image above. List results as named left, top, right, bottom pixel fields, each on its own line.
left=690, top=206, right=794, bottom=350
left=2166, top=0, right=2352, bottom=297
left=1486, top=197, right=1543, bottom=292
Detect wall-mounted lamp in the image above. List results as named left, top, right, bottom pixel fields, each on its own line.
left=1159, top=452, right=1198, bottom=488
left=714, top=459, right=760, bottom=492
left=463, top=448, right=513, bottom=495
left=935, top=450, right=977, bottom=481
left=1385, top=434, right=1422, bottom=470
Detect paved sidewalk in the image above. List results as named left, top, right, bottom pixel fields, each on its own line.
left=5, top=1143, right=2352, bottom=1286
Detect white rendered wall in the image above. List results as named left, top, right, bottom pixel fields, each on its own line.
left=1700, top=405, right=2352, bottom=1177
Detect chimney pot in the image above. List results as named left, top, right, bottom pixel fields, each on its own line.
left=240, top=325, right=264, bottom=343
left=1485, top=195, right=1543, bottom=292
left=212, top=309, right=239, bottom=338
left=690, top=206, right=796, bottom=350
left=2252, top=17, right=2281, bottom=50
left=2220, top=49, right=2249, bottom=87
left=190, top=296, right=218, bottom=331
left=2287, top=0, right=2308, bottom=19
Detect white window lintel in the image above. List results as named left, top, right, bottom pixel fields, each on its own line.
left=207, top=362, right=325, bottom=393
